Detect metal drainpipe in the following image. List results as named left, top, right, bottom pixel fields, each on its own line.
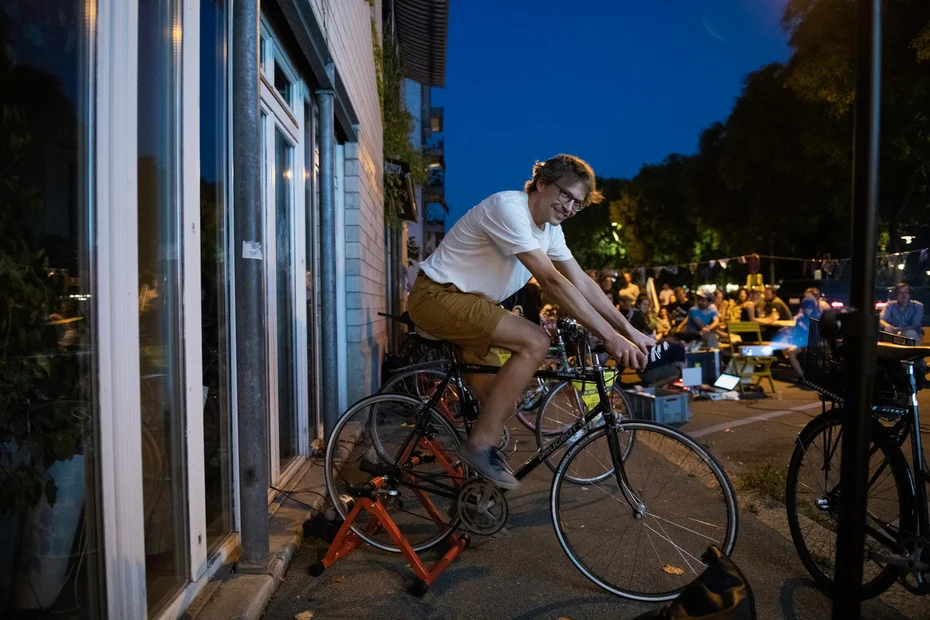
left=318, top=63, right=338, bottom=440
left=232, top=0, right=270, bottom=568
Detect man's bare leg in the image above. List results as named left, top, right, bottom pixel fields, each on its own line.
left=467, top=313, right=550, bottom=450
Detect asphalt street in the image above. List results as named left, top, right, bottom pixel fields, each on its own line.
left=263, top=372, right=928, bottom=620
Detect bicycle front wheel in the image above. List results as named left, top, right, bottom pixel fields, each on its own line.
left=785, top=409, right=915, bottom=599
left=551, top=422, right=738, bottom=601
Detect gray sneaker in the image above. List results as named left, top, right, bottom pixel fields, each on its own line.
left=458, top=444, right=519, bottom=489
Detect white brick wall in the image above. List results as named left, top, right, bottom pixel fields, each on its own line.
left=309, top=0, right=385, bottom=403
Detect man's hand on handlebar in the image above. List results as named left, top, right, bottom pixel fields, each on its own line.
left=604, top=334, right=647, bottom=371
left=626, top=329, right=655, bottom=356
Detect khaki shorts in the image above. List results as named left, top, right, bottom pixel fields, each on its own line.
left=406, top=273, right=509, bottom=366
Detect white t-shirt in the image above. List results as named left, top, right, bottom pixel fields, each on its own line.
left=420, top=191, right=573, bottom=303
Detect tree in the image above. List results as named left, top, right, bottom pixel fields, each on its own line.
left=783, top=0, right=930, bottom=251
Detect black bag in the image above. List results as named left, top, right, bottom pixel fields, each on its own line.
left=632, top=547, right=757, bottom=620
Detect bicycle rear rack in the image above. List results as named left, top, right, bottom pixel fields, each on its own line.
left=308, top=476, right=469, bottom=596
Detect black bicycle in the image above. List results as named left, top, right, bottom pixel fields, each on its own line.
left=786, top=313, right=930, bottom=598
left=325, top=333, right=739, bottom=601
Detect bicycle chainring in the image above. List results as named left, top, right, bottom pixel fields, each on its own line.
left=456, top=478, right=509, bottom=536
left=899, top=535, right=930, bottom=595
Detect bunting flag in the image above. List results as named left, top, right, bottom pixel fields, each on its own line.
left=602, top=247, right=928, bottom=276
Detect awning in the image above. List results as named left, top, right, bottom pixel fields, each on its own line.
left=388, top=0, right=449, bottom=87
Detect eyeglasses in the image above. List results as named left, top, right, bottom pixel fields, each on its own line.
left=552, top=181, right=586, bottom=213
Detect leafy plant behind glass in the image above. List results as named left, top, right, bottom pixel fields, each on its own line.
left=0, top=16, right=86, bottom=515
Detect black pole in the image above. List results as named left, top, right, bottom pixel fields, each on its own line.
left=232, top=0, right=270, bottom=568
left=832, top=0, right=881, bottom=616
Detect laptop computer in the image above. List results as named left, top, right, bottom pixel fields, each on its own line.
left=712, top=373, right=741, bottom=392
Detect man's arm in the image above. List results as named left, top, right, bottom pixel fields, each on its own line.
left=553, top=257, right=653, bottom=350
left=517, top=250, right=646, bottom=368
left=879, top=305, right=895, bottom=331
left=910, top=303, right=924, bottom=332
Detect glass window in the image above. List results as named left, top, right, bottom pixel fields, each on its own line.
left=274, top=63, right=292, bottom=107
left=200, top=0, right=233, bottom=551
left=275, top=128, right=297, bottom=466
left=138, top=0, right=188, bottom=610
left=0, top=1, right=102, bottom=617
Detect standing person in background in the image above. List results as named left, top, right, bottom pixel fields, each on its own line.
left=658, top=282, right=674, bottom=307
left=617, top=271, right=640, bottom=308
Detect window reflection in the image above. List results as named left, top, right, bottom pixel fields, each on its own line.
left=138, top=0, right=188, bottom=610
left=275, top=129, right=297, bottom=466
left=200, top=0, right=233, bottom=552
left=0, top=1, right=102, bottom=617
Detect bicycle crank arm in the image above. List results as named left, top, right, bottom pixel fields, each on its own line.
left=869, top=551, right=930, bottom=570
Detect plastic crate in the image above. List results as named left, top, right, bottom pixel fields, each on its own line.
left=624, top=388, right=692, bottom=425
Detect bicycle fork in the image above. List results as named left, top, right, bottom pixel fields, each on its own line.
left=604, top=418, right=647, bottom=518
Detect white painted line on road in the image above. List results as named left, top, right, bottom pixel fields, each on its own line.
left=690, top=401, right=823, bottom=438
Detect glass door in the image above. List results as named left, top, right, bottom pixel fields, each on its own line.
left=273, top=126, right=298, bottom=469
left=259, top=19, right=307, bottom=483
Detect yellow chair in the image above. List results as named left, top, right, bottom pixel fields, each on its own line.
left=726, top=322, right=776, bottom=393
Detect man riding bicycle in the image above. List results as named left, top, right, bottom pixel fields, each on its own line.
left=406, top=154, right=653, bottom=489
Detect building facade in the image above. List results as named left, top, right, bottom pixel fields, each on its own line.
left=0, top=0, right=434, bottom=618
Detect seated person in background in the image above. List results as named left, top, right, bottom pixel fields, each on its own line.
left=599, top=273, right=619, bottom=307
left=713, top=289, right=729, bottom=320
left=763, top=285, right=792, bottom=321
left=628, top=293, right=656, bottom=337
left=750, top=287, right=768, bottom=320
left=675, top=290, right=720, bottom=348
left=773, top=293, right=823, bottom=379
left=733, top=287, right=755, bottom=321
left=881, top=282, right=924, bottom=343
left=654, top=306, right=672, bottom=339
left=668, top=287, right=692, bottom=325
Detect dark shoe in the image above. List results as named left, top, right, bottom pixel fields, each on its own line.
left=458, top=444, right=519, bottom=489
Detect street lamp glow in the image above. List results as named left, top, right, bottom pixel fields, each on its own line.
left=901, top=235, right=915, bottom=244
left=897, top=263, right=906, bottom=270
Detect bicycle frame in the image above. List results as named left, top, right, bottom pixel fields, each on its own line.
left=396, top=350, right=644, bottom=511
left=863, top=361, right=930, bottom=559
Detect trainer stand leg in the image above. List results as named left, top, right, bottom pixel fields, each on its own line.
left=308, top=494, right=469, bottom=594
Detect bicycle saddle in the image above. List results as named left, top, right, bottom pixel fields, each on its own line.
left=876, top=342, right=930, bottom=362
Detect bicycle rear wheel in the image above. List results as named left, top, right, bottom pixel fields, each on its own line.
left=325, top=393, right=468, bottom=553
left=378, top=366, right=464, bottom=429
left=785, top=409, right=915, bottom=599
left=536, top=383, right=633, bottom=482
left=551, top=422, right=738, bottom=601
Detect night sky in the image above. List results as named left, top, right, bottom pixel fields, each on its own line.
left=433, top=0, right=792, bottom=227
